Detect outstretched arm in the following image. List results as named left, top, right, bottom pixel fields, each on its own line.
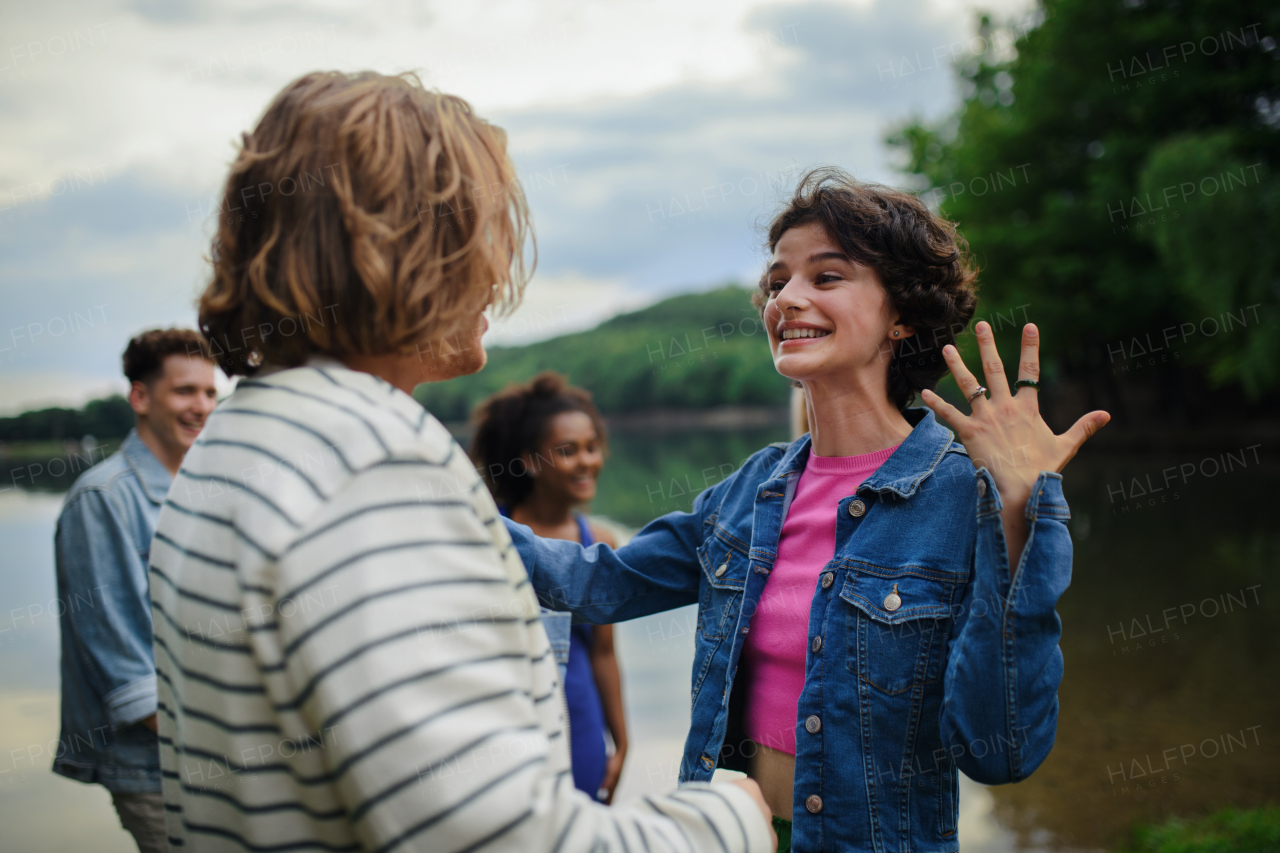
left=923, top=322, right=1107, bottom=783
left=506, top=465, right=758, bottom=623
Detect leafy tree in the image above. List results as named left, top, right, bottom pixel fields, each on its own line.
left=0, top=395, right=134, bottom=442
left=888, top=0, right=1280, bottom=421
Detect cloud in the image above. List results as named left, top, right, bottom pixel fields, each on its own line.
left=0, top=0, right=1032, bottom=411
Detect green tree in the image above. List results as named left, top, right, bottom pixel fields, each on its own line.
left=0, top=395, right=133, bottom=442
left=888, top=0, right=1280, bottom=419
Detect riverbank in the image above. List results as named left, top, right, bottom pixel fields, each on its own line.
left=1119, top=805, right=1280, bottom=852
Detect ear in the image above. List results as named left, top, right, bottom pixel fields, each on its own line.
left=889, top=320, right=917, bottom=340
left=128, top=380, right=150, bottom=417
left=521, top=451, right=540, bottom=478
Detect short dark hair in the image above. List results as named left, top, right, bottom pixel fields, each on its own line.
left=122, top=328, right=214, bottom=385
left=468, top=372, right=607, bottom=509
left=754, top=167, right=979, bottom=411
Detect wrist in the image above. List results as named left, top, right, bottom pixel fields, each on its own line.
left=991, top=471, right=1036, bottom=505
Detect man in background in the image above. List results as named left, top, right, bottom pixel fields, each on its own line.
left=52, top=328, right=217, bottom=853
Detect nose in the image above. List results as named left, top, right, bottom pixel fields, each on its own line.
left=773, top=276, right=807, bottom=316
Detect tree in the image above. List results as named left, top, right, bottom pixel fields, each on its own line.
left=888, top=0, right=1280, bottom=423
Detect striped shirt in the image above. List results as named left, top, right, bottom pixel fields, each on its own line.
left=151, top=358, right=769, bottom=853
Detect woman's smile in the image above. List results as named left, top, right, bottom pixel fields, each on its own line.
left=777, top=320, right=834, bottom=348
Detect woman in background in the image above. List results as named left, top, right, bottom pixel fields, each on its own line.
left=470, top=372, right=628, bottom=803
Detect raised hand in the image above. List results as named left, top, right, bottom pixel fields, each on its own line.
left=921, top=321, right=1109, bottom=567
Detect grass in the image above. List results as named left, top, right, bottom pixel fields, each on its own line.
left=1120, top=806, right=1280, bottom=853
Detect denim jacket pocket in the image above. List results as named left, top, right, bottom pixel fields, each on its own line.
left=840, top=568, right=960, bottom=695
left=696, top=538, right=746, bottom=640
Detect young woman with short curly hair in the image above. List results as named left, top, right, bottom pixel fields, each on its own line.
left=510, top=167, right=1110, bottom=852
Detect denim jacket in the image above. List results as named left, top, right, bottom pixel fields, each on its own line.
left=52, top=429, right=169, bottom=793
left=508, top=407, right=1072, bottom=852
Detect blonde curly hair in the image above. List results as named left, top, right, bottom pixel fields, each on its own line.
left=198, top=70, right=532, bottom=375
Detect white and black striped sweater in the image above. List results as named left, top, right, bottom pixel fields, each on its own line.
left=151, top=358, right=769, bottom=853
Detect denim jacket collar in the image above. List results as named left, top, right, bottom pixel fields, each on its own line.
left=121, top=429, right=172, bottom=505
left=768, top=406, right=958, bottom=499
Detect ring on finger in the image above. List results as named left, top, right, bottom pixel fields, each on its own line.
left=966, top=385, right=988, bottom=403
left=1014, top=379, right=1040, bottom=391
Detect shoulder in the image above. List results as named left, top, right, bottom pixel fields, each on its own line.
left=919, top=443, right=978, bottom=498
left=63, top=450, right=131, bottom=505
left=209, top=365, right=455, bottom=491
left=693, top=437, right=792, bottom=515
left=586, top=520, right=619, bottom=549
left=740, top=440, right=792, bottom=480
left=234, top=365, right=434, bottom=454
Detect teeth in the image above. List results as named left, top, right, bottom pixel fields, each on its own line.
left=781, top=328, right=831, bottom=340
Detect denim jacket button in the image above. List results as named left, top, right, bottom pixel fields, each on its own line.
left=805, top=715, right=821, bottom=734
left=848, top=499, right=866, bottom=517
left=977, top=478, right=988, bottom=497
left=714, top=563, right=728, bottom=578
left=820, top=572, right=834, bottom=589
left=805, top=794, right=823, bottom=813
left=883, top=583, right=902, bottom=612
left=810, top=635, right=823, bottom=653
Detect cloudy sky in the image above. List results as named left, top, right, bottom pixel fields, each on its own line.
left=0, top=0, right=1032, bottom=414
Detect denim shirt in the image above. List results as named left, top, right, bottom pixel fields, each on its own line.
left=508, top=407, right=1072, bottom=852
left=53, top=429, right=170, bottom=793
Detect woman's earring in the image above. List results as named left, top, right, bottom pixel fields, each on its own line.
left=893, top=330, right=900, bottom=337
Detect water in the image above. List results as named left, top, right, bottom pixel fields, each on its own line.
left=0, top=428, right=1274, bottom=851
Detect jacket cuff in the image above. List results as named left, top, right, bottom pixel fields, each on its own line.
left=974, top=468, right=1071, bottom=523
left=1024, top=471, right=1071, bottom=523
left=105, top=674, right=157, bottom=729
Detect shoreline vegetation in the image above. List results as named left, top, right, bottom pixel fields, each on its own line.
left=4, top=286, right=1278, bottom=457
left=1119, top=805, right=1279, bottom=853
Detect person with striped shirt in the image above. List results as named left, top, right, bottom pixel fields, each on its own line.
left=150, top=70, right=773, bottom=853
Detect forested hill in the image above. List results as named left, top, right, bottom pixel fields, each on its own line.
left=413, top=285, right=791, bottom=422
left=0, top=286, right=790, bottom=442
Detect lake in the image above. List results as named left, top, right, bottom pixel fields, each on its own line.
left=0, top=423, right=1274, bottom=852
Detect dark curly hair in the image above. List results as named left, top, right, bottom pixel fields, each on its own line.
left=468, top=371, right=608, bottom=509
left=122, top=328, right=213, bottom=385
left=754, top=167, right=978, bottom=412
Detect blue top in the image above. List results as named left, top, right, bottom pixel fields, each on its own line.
left=497, top=508, right=608, bottom=800
left=507, top=408, right=1074, bottom=852
left=564, top=516, right=608, bottom=799
left=53, top=429, right=169, bottom=793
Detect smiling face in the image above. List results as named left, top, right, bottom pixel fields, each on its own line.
left=527, top=410, right=605, bottom=505
left=762, top=221, right=913, bottom=387
left=130, top=354, right=218, bottom=461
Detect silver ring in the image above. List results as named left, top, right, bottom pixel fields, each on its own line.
left=966, top=385, right=988, bottom=403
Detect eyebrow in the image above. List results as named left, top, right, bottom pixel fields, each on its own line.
left=766, top=251, right=853, bottom=274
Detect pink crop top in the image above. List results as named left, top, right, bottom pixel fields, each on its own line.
left=740, top=443, right=899, bottom=755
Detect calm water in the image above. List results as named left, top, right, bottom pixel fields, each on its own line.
left=0, top=425, right=1275, bottom=851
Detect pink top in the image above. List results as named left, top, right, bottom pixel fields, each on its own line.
left=740, top=443, right=899, bottom=755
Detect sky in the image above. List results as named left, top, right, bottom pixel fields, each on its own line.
left=0, top=0, right=1034, bottom=414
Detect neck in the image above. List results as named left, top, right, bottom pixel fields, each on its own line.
left=802, top=373, right=913, bottom=457
left=341, top=353, right=421, bottom=395
left=134, top=419, right=184, bottom=476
